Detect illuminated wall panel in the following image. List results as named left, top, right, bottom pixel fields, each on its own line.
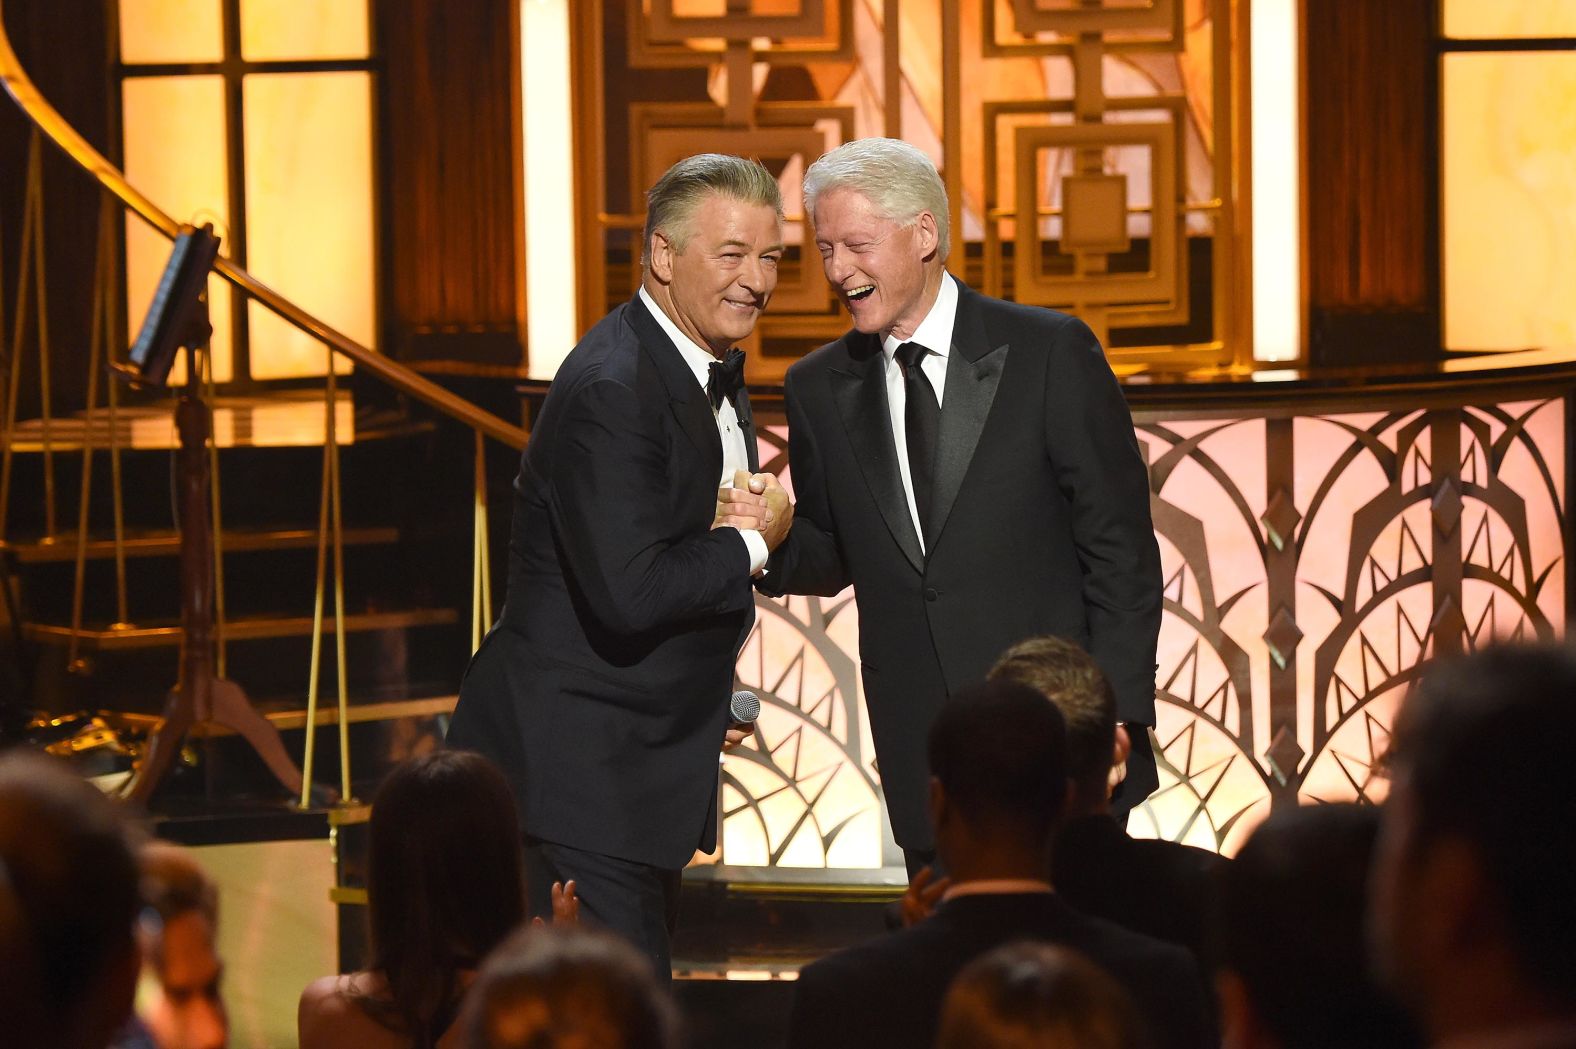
left=121, top=75, right=235, bottom=384
left=720, top=395, right=1567, bottom=871
left=1443, top=52, right=1576, bottom=351
left=240, top=0, right=370, bottom=60
left=1443, top=0, right=1576, bottom=39
left=118, top=0, right=223, bottom=64
left=243, top=72, right=375, bottom=379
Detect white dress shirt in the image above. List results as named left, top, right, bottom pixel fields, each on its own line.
left=639, top=287, right=768, bottom=573
left=880, top=273, right=958, bottom=553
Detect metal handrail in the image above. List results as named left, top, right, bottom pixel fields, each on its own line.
left=0, top=1, right=528, bottom=451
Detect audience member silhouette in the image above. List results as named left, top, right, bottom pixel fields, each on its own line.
left=457, top=924, right=679, bottom=1049
left=937, top=941, right=1148, bottom=1049
left=988, top=635, right=1223, bottom=958
left=137, top=842, right=228, bottom=1049
left=1369, top=643, right=1576, bottom=1048
left=787, top=680, right=1209, bottom=1049
left=0, top=751, right=142, bottom=1049
left=299, top=751, right=564, bottom=1049
left=1214, top=802, right=1423, bottom=1049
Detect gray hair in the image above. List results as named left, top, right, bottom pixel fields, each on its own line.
left=803, top=138, right=950, bottom=259
left=643, top=154, right=783, bottom=262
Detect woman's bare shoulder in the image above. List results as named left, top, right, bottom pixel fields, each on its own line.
left=298, top=971, right=402, bottom=1049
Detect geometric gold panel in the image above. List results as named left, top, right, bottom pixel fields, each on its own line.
left=648, top=0, right=824, bottom=42
left=1012, top=118, right=1180, bottom=310
left=1061, top=173, right=1131, bottom=255
left=1011, top=0, right=1176, bottom=36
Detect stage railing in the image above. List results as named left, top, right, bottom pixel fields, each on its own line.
left=0, top=1, right=524, bottom=808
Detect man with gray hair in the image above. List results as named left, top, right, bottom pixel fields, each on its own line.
left=449, top=154, right=792, bottom=977
left=760, top=138, right=1162, bottom=874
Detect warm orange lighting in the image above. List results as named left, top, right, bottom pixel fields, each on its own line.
left=1443, top=52, right=1576, bottom=352
left=121, top=75, right=234, bottom=384
left=118, top=0, right=223, bottom=64
left=1443, top=0, right=1576, bottom=39
left=243, top=72, right=375, bottom=379
left=240, top=0, right=370, bottom=61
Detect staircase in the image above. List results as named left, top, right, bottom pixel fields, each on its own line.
left=0, top=5, right=527, bottom=811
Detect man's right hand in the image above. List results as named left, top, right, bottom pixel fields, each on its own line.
left=739, top=470, right=794, bottom=552
left=714, top=484, right=768, bottom=531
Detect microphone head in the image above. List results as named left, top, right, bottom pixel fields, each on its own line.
left=729, top=689, right=761, bottom=725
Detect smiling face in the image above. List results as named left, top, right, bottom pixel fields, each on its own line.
left=812, top=186, right=942, bottom=340
left=646, top=191, right=784, bottom=357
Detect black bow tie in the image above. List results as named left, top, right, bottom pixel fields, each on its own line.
left=707, top=348, right=746, bottom=412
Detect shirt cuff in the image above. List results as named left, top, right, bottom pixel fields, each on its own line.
left=738, top=527, right=769, bottom=575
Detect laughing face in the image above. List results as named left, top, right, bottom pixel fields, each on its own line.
left=649, top=192, right=784, bottom=357
left=812, top=187, right=941, bottom=340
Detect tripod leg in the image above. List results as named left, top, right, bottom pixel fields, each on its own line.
left=124, top=681, right=199, bottom=806
left=209, top=677, right=305, bottom=797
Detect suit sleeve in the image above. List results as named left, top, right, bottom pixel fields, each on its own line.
left=1043, top=316, right=1163, bottom=726
left=548, top=375, right=753, bottom=637
left=757, top=365, right=850, bottom=598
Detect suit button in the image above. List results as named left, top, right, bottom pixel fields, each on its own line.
left=924, top=587, right=939, bottom=602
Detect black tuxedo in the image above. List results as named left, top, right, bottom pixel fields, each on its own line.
left=448, top=295, right=757, bottom=871
left=1054, top=814, right=1225, bottom=962
left=762, top=282, right=1163, bottom=850
left=787, top=893, right=1211, bottom=1049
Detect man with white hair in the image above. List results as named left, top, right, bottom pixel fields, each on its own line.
left=760, top=138, right=1162, bottom=874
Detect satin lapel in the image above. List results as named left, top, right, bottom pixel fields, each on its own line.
left=735, top=388, right=759, bottom=472
left=929, top=286, right=1006, bottom=549
left=832, top=336, right=925, bottom=574
left=625, top=295, right=723, bottom=480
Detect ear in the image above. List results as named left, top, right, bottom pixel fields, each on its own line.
left=1427, top=837, right=1498, bottom=955
left=914, top=209, right=940, bottom=260
left=928, top=776, right=947, bottom=832
left=1107, top=724, right=1132, bottom=796
left=1215, top=969, right=1266, bottom=1049
left=649, top=230, right=677, bottom=284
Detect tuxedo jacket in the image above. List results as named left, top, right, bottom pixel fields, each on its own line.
left=761, top=282, right=1163, bottom=849
left=787, top=893, right=1212, bottom=1049
left=447, top=295, right=757, bottom=870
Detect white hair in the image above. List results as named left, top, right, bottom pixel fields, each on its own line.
left=803, top=138, right=950, bottom=259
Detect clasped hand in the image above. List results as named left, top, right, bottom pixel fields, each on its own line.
left=713, top=470, right=794, bottom=552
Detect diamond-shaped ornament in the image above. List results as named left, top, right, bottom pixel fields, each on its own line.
left=1261, top=488, right=1302, bottom=551
left=1263, top=605, right=1303, bottom=670
left=1432, top=477, right=1462, bottom=536
left=1265, top=725, right=1306, bottom=786
left=1430, top=595, right=1467, bottom=646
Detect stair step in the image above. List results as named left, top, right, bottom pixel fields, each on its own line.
left=24, top=608, right=459, bottom=651
left=4, top=394, right=431, bottom=452
left=1, top=526, right=400, bottom=564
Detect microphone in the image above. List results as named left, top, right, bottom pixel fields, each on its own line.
left=729, top=689, right=761, bottom=728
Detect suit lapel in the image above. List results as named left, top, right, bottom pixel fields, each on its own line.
left=625, top=295, right=723, bottom=481
left=929, top=284, right=1006, bottom=550
left=734, top=387, right=759, bottom=472
left=833, top=335, right=925, bottom=574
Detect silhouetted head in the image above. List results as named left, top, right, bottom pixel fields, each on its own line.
left=938, top=942, right=1147, bottom=1049
left=139, top=842, right=226, bottom=1049
left=928, top=680, right=1069, bottom=864
left=367, top=750, right=527, bottom=1045
left=0, top=752, right=142, bottom=1049
left=460, top=924, right=679, bottom=1049
left=1370, top=642, right=1576, bottom=1038
left=990, top=636, right=1123, bottom=808
left=1216, top=802, right=1423, bottom=1049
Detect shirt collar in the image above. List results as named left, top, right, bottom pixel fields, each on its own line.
left=941, top=878, right=1055, bottom=903
left=882, top=272, right=958, bottom=362
left=639, top=285, right=720, bottom=390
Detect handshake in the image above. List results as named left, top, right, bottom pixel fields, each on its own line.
left=714, top=470, right=794, bottom=554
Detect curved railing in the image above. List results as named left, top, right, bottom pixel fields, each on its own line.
left=0, top=2, right=524, bottom=806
